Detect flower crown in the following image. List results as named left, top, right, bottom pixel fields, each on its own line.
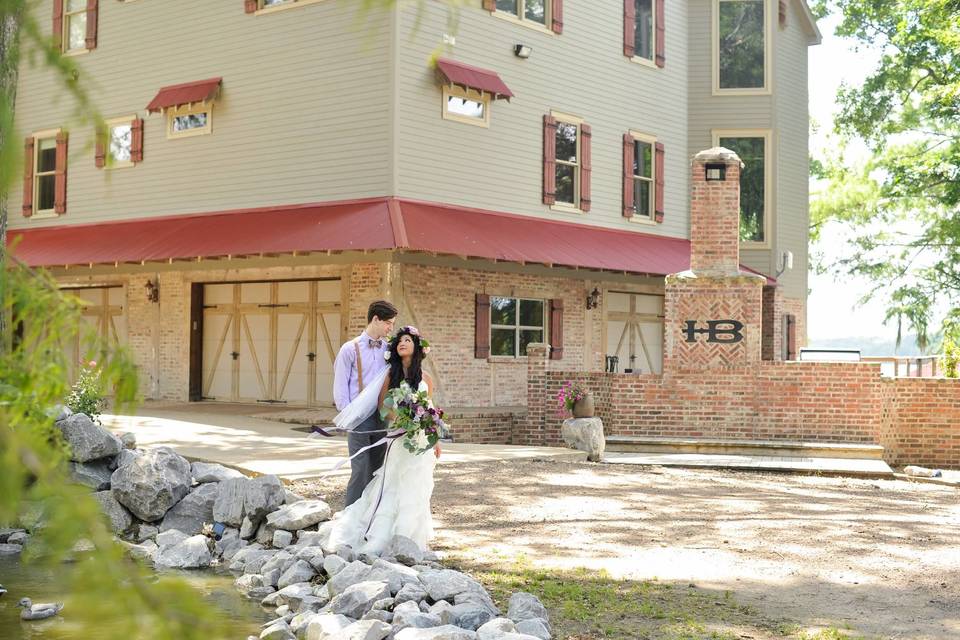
left=384, top=325, right=431, bottom=360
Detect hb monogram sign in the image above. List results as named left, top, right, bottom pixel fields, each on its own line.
left=683, top=319, right=745, bottom=344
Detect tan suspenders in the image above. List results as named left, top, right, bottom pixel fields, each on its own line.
left=353, top=338, right=365, bottom=392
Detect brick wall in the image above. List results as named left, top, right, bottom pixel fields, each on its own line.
left=446, top=409, right=517, bottom=445
left=689, top=149, right=742, bottom=275
left=881, top=378, right=960, bottom=469
left=783, top=296, right=807, bottom=350
left=761, top=285, right=783, bottom=361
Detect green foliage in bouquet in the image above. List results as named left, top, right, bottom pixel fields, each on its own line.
left=381, top=381, right=450, bottom=454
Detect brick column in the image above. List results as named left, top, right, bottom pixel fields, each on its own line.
left=664, top=148, right=765, bottom=372
left=522, top=343, right=550, bottom=446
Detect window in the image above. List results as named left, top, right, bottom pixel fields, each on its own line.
left=34, top=136, right=58, bottom=214
left=715, top=0, right=768, bottom=92
left=252, top=0, right=328, bottom=12
left=715, top=131, right=770, bottom=243
left=167, top=103, right=212, bottom=139
left=634, top=0, right=654, bottom=61
left=64, top=0, right=87, bottom=53
left=554, top=118, right=579, bottom=206
left=495, top=0, right=548, bottom=27
left=490, top=297, right=545, bottom=358
left=630, top=136, right=655, bottom=219
left=442, top=85, right=490, bottom=127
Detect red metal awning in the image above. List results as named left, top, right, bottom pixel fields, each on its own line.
left=5, top=197, right=774, bottom=282
left=435, top=59, right=513, bottom=100
left=146, top=77, right=223, bottom=113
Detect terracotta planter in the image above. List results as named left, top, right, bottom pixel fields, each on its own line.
left=572, top=392, right=595, bottom=418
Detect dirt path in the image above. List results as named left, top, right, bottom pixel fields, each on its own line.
left=293, top=460, right=960, bottom=640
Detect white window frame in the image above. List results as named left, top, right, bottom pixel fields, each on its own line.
left=441, top=85, right=491, bottom=128
left=489, top=296, right=548, bottom=359
left=166, top=102, right=213, bottom=139
left=31, top=128, right=63, bottom=219
left=630, top=0, right=658, bottom=68
left=628, top=130, right=657, bottom=225
left=712, top=0, right=773, bottom=96
left=63, top=0, right=89, bottom=55
left=712, top=128, right=773, bottom=247
left=550, top=110, right=583, bottom=214
left=104, top=115, right=137, bottom=169
left=491, top=0, right=554, bottom=36
left=255, top=0, right=328, bottom=15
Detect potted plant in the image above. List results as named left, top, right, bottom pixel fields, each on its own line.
left=556, top=381, right=594, bottom=418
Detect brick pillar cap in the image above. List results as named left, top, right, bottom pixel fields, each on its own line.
left=693, top=147, right=744, bottom=168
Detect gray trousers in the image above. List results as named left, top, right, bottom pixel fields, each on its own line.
left=345, top=413, right=387, bottom=508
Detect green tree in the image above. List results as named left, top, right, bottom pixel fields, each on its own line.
left=809, top=0, right=960, bottom=349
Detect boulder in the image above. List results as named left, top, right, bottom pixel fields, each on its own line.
left=120, top=432, right=137, bottom=450
left=55, top=413, right=123, bottom=462
left=329, top=581, right=391, bottom=619
left=156, top=529, right=190, bottom=549
left=560, top=417, right=605, bottom=462
left=53, top=405, right=73, bottom=422
left=507, top=593, right=548, bottom=624
left=385, top=535, right=424, bottom=566
left=328, top=560, right=373, bottom=595
left=455, top=591, right=500, bottom=616
left=450, top=604, right=493, bottom=631
left=327, top=619, right=391, bottom=640
left=323, top=554, right=348, bottom=577
left=93, top=490, right=134, bottom=534
left=257, top=520, right=278, bottom=546
left=248, top=586, right=278, bottom=600
left=306, top=614, right=353, bottom=640
left=368, top=558, right=421, bottom=595
left=284, top=490, right=305, bottom=504
left=273, top=530, right=294, bottom=548
left=515, top=619, right=551, bottom=640
left=112, top=449, right=142, bottom=471
left=261, top=550, right=294, bottom=576
left=125, top=539, right=158, bottom=563
left=192, top=461, right=246, bottom=483
left=136, top=524, right=159, bottom=543
left=419, top=569, right=485, bottom=602
left=0, top=528, right=24, bottom=543
left=215, top=478, right=250, bottom=527
left=240, top=515, right=259, bottom=540
left=7, top=531, right=27, bottom=545
left=244, top=475, right=285, bottom=523
left=265, top=500, right=332, bottom=531
left=477, top=618, right=516, bottom=640
left=154, top=534, right=212, bottom=569
left=296, top=546, right=326, bottom=572
left=236, top=573, right=266, bottom=595
left=70, top=459, right=114, bottom=490
left=278, top=560, right=316, bottom=590
left=0, top=544, right=22, bottom=556
left=160, top=482, right=218, bottom=534
left=394, top=601, right=442, bottom=631
left=290, top=611, right=319, bottom=637
left=395, top=581, right=429, bottom=606
left=260, top=620, right=295, bottom=640
left=428, top=601, right=456, bottom=625
left=296, top=530, right=329, bottom=548
left=111, top=446, right=192, bottom=521
left=393, top=626, right=478, bottom=640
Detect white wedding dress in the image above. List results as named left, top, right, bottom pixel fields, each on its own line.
left=323, top=369, right=438, bottom=555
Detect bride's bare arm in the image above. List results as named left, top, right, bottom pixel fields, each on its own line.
left=379, top=375, right=392, bottom=420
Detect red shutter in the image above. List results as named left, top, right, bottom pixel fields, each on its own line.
left=655, top=0, right=665, bottom=68
left=245, top=0, right=258, bottom=13
left=22, top=137, right=34, bottom=218
left=131, top=117, right=144, bottom=163
left=549, top=299, right=564, bottom=360
left=94, top=126, right=106, bottom=168
left=52, top=0, right=64, bottom=51
left=779, top=0, right=787, bottom=27
left=579, top=123, right=591, bottom=212
left=654, top=141, right=664, bottom=222
left=85, top=0, right=98, bottom=50
left=482, top=0, right=496, bottom=11
left=623, top=0, right=635, bottom=57
left=542, top=115, right=557, bottom=205
left=622, top=133, right=634, bottom=218
left=54, top=132, right=68, bottom=214
left=551, top=0, right=563, bottom=34
left=475, top=294, right=490, bottom=359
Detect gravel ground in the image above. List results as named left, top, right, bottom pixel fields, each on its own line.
left=292, top=459, right=960, bottom=640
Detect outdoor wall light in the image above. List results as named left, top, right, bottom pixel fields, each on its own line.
left=705, top=163, right=726, bottom=181
left=776, top=250, right=794, bottom=277
left=145, top=278, right=159, bottom=303
left=586, top=287, right=600, bottom=310
left=514, top=44, right=532, bottom=58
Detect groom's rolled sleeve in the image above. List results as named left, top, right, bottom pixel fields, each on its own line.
left=333, top=343, right=354, bottom=411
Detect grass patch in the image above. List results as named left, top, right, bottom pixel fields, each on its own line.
left=443, top=555, right=797, bottom=640
left=798, top=629, right=869, bottom=640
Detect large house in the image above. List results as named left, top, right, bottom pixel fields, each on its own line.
left=8, top=0, right=820, bottom=409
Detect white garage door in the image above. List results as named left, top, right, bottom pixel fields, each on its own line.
left=201, top=279, right=341, bottom=405
left=61, top=286, right=127, bottom=382
left=605, top=291, right=663, bottom=374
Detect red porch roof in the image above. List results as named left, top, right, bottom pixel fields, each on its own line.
left=147, top=77, right=223, bottom=113
left=435, top=59, right=514, bottom=100
left=5, top=197, right=773, bottom=281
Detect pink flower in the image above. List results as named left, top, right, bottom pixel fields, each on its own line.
left=88, top=360, right=97, bottom=367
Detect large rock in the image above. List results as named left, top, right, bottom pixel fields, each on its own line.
left=154, top=534, right=212, bottom=569
left=70, top=459, right=114, bottom=490
left=329, top=560, right=373, bottom=595
left=450, top=604, right=493, bottom=631
left=265, top=500, right=332, bottom=531
left=419, top=569, right=485, bottom=602
left=327, top=619, right=391, bottom=640
left=560, top=417, right=605, bottom=462
left=112, top=449, right=142, bottom=471
left=395, top=581, right=429, bottom=606
left=278, top=560, right=316, bottom=590
left=393, top=601, right=442, bottom=631
left=329, top=581, right=391, bottom=619
left=55, top=413, right=122, bottom=462
left=215, top=478, right=250, bottom=527
left=192, top=461, right=245, bottom=483
left=111, top=446, right=192, bottom=521
left=93, top=490, right=134, bottom=534
left=368, top=558, right=420, bottom=595
left=393, top=626, right=478, bottom=640
left=0, top=544, right=23, bottom=556
left=244, top=475, right=285, bottom=522
left=160, top=482, right=218, bottom=534
left=125, top=539, right=158, bottom=563
left=477, top=618, right=516, bottom=640
left=507, top=593, right=549, bottom=624
left=260, top=620, right=295, bottom=640
left=515, top=619, right=551, bottom=640
left=305, top=614, right=353, bottom=640
left=385, top=535, right=424, bottom=566
left=156, top=528, right=189, bottom=549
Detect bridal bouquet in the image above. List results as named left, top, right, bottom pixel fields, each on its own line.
left=380, top=380, right=450, bottom=454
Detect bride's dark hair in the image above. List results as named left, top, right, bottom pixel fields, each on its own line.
left=387, top=326, right=425, bottom=391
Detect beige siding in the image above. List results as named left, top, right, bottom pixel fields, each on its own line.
left=9, top=0, right=393, bottom=230
left=394, top=1, right=690, bottom=237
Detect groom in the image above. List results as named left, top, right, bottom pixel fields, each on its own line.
left=333, top=300, right=398, bottom=507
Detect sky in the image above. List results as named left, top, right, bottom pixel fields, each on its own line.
left=805, top=12, right=897, bottom=346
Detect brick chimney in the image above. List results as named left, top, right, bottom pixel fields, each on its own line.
left=690, top=147, right=743, bottom=275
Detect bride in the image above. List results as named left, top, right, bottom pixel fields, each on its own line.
left=323, top=326, right=442, bottom=556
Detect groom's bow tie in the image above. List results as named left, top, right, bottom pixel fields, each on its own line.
left=368, top=339, right=383, bottom=349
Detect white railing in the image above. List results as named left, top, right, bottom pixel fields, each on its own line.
left=861, top=355, right=942, bottom=378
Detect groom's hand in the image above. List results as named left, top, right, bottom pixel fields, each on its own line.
left=434, top=444, right=441, bottom=458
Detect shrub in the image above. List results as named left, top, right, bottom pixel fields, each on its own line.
left=66, top=359, right=106, bottom=421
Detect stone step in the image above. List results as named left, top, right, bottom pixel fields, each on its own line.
left=605, top=435, right=886, bottom=460
left=603, top=451, right=895, bottom=479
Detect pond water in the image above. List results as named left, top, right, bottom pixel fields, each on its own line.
left=0, top=556, right=272, bottom=639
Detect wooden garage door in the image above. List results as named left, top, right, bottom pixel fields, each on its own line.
left=201, top=279, right=341, bottom=405
left=61, top=286, right=127, bottom=382
left=605, top=291, right=663, bottom=374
